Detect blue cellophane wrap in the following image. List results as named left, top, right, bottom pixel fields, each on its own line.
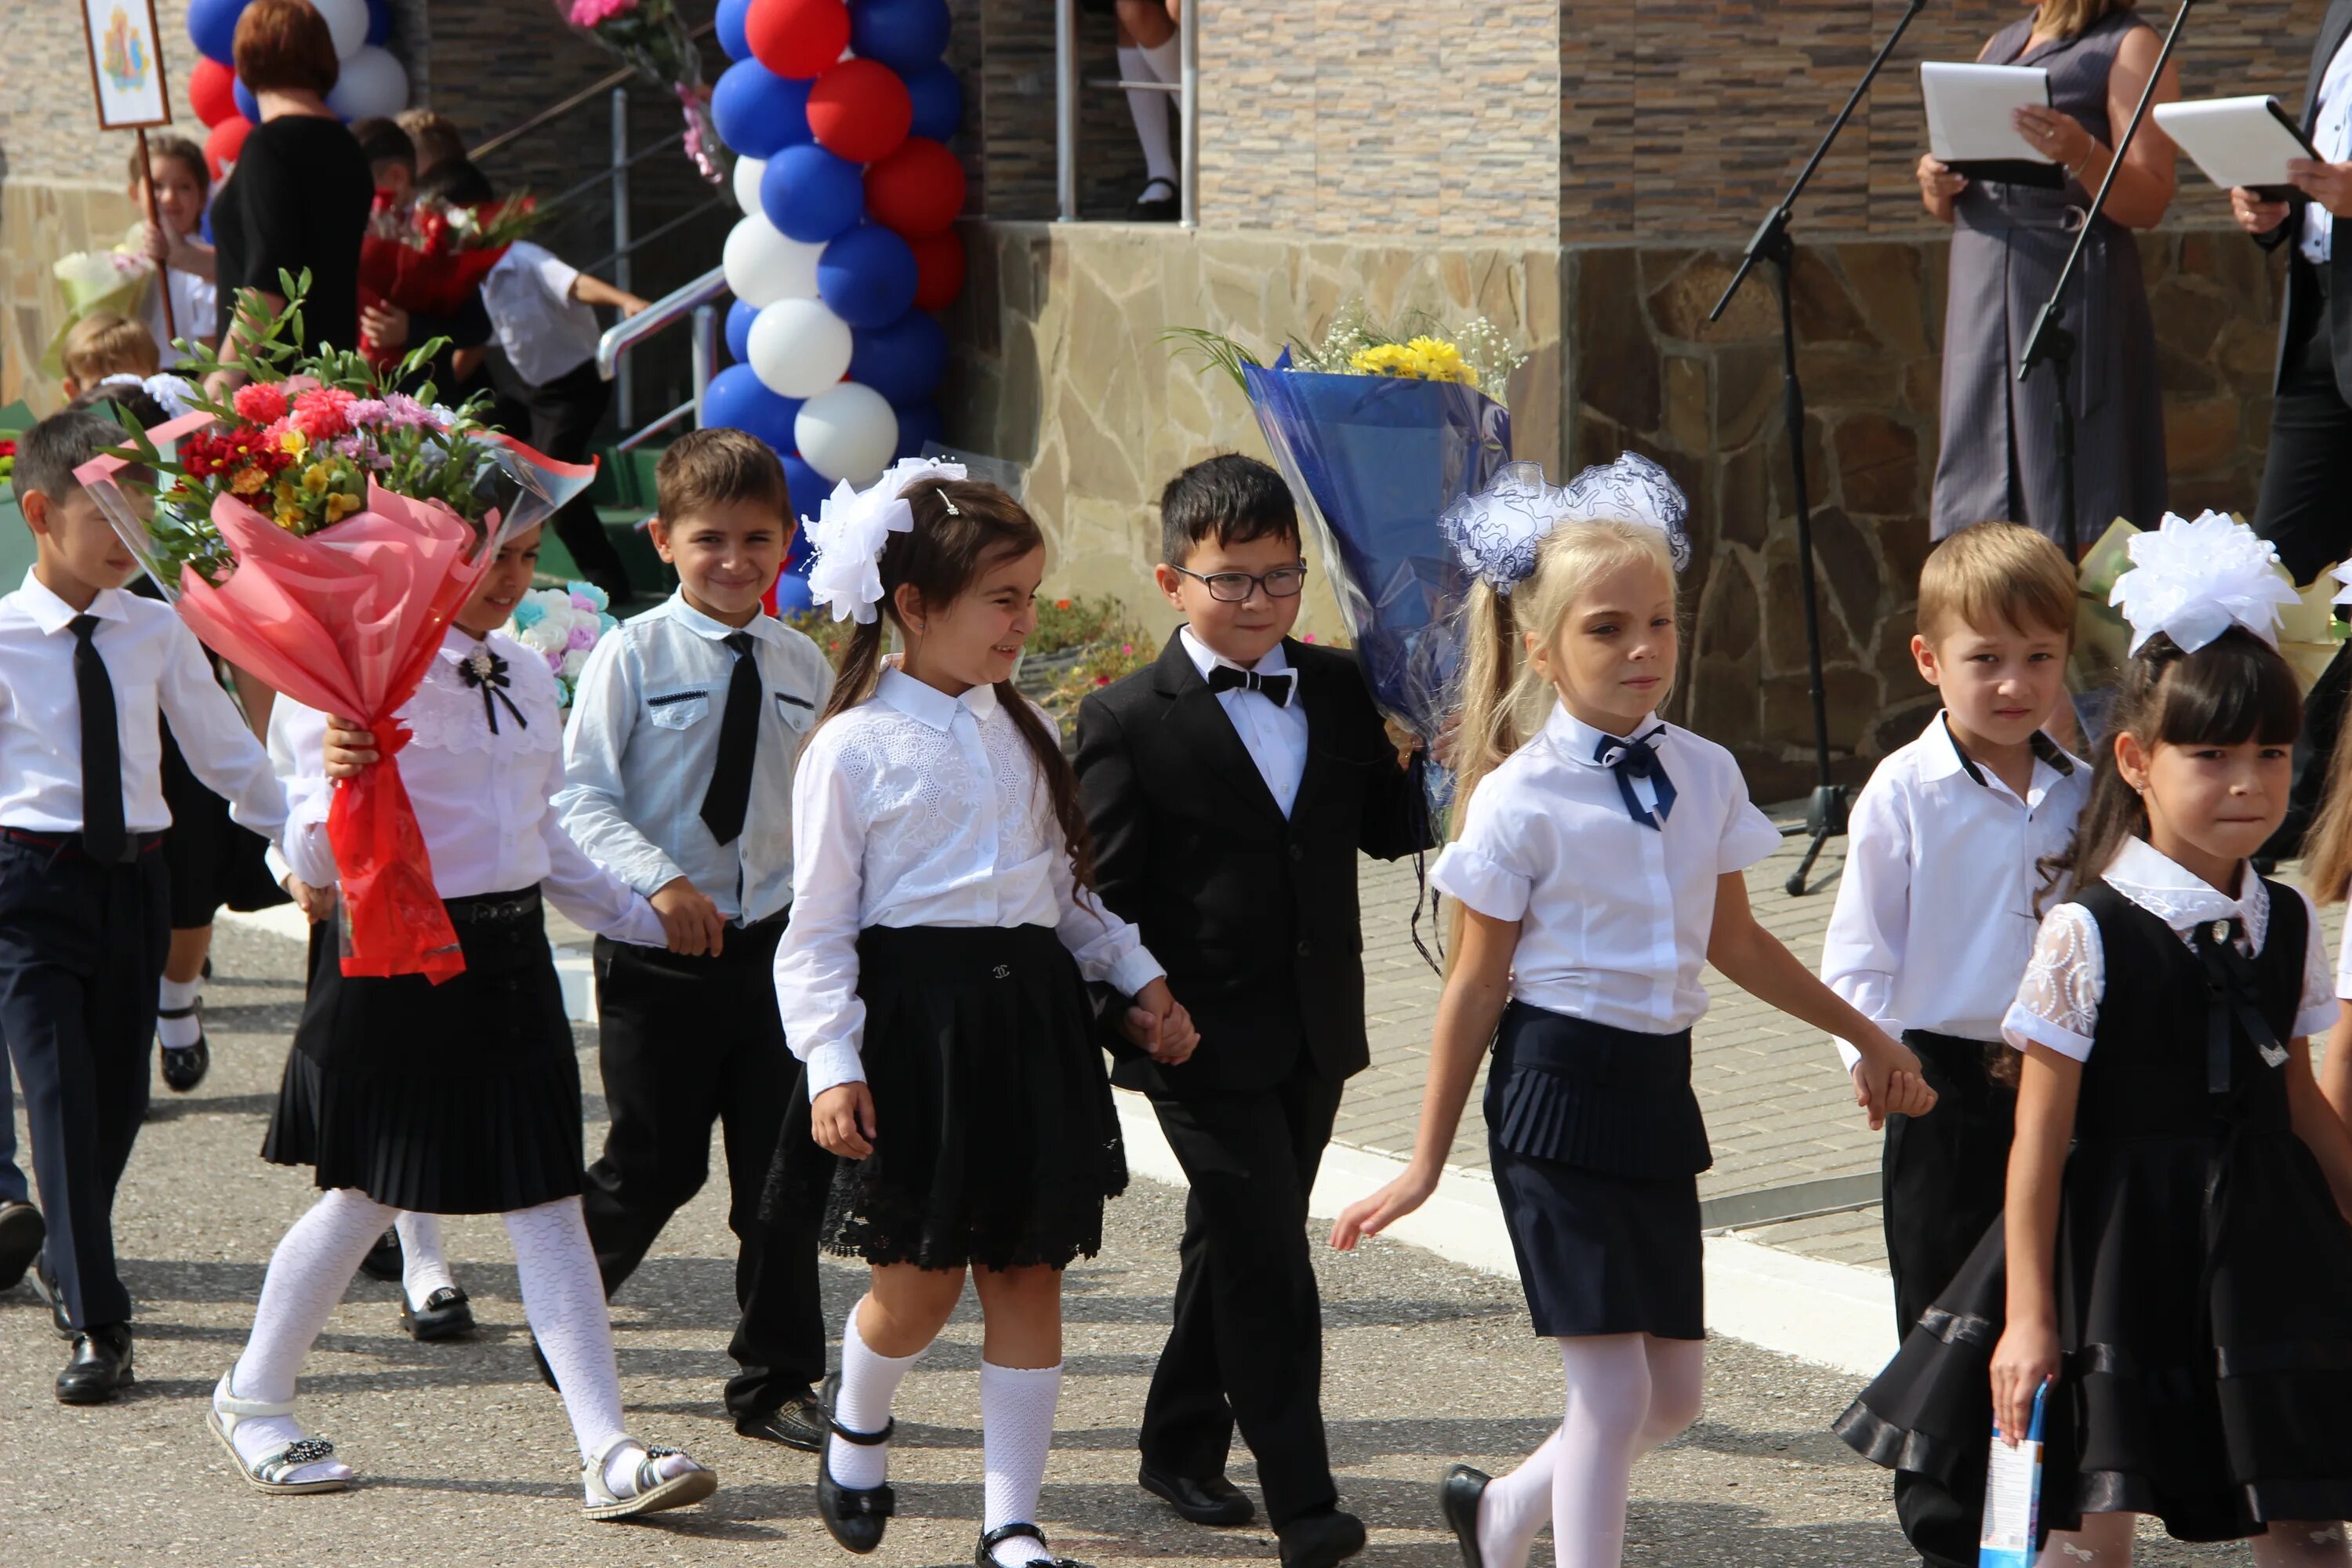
left=1242, top=351, right=1510, bottom=810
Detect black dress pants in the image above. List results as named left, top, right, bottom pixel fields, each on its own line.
left=1884, top=1031, right=2017, bottom=1568
left=1140, top=1064, right=1345, bottom=1529
left=583, top=920, right=826, bottom=1415
left=0, top=836, right=169, bottom=1330
left=489, top=350, right=630, bottom=600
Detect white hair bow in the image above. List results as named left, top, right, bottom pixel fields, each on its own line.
left=1437, top=453, right=1691, bottom=594
left=803, top=457, right=967, bottom=624
left=2110, top=510, right=2297, bottom=655
left=96, top=372, right=198, bottom=419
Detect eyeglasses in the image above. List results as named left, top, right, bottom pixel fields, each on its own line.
left=1171, top=564, right=1310, bottom=603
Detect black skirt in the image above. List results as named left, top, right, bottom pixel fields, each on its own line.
left=1486, top=1003, right=1711, bottom=1340
left=159, top=717, right=289, bottom=928
left=263, top=887, right=585, bottom=1214
left=764, top=924, right=1126, bottom=1272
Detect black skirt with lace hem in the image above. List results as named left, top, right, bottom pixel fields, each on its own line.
left=762, top=922, right=1126, bottom=1272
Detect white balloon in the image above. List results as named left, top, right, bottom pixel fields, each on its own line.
left=797, top=382, right=899, bottom=487
left=750, top=298, right=854, bottom=399
left=311, top=0, right=371, bottom=60
left=722, top=214, right=822, bottom=310
left=732, top=155, right=767, bottom=218
left=326, top=45, right=408, bottom=120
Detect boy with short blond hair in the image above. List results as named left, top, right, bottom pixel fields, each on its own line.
left=59, top=312, right=162, bottom=401
left=1819, top=519, right=2085, bottom=1568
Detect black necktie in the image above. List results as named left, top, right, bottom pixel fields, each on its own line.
left=72, top=615, right=127, bottom=863
left=1207, top=663, right=1294, bottom=708
left=700, top=632, right=761, bottom=846
left=1593, top=727, right=1676, bottom=831
left=2190, top=916, right=2280, bottom=1094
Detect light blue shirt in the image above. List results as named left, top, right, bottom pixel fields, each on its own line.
left=557, top=590, right=833, bottom=924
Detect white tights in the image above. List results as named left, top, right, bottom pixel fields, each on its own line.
left=394, top=1211, right=458, bottom=1310
left=2034, top=1515, right=2350, bottom=1565
left=1472, top=1334, right=1705, bottom=1568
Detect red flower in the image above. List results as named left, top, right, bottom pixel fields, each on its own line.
left=0, top=440, right=16, bottom=459
left=233, top=383, right=289, bottom=425
left=290, top=387, right=358, bottom=442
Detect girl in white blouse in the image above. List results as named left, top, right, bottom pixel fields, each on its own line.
left=1837, top=514, right=2352, bottom=1562
left=768, top=463, right=1194, bottom=1568
left=1330, top=456, right=1933, bottom=1568
left=209, top=523, right=719, bottom=1521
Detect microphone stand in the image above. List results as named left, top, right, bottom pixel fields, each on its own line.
left=2017, top=0, right=2197, bottom=560
left=1710, top=0, right=1926, bottom=897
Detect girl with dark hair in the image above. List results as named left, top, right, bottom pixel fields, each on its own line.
left=769, top=459, right=1196, bottom=1568
left=1838, top=515, right=2352, bottom=1564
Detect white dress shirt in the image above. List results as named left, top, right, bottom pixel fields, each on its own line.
left=2307, top=34, right=2352, bottom=263
left=1179, top=625, right=1308, bottom=816
left=2004, top=836, right=2338, bottom=1062
left=1820, top=714, right=2089, bottom=1069
left=140, top=265, right=218, bottom=368
left=0, top=569, right=283, bottom=840
left=481, top=241, right=603, bottom=387
left=273, top=626, right=664, bottom=946
left=557, top=593, right=832, bottom=924
left=1430, top=702, right=1783, bottom=1034
left=776, top=667, right=1165, bottom=1096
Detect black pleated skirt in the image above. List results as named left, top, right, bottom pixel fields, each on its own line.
left=764, top=923, right=1126, bottom=1272
left=159, top=717, right=289, bottom=928
left=1486, top=1002, right=1711, bottom=1340
left=263, top=887, right=585, bottom=1214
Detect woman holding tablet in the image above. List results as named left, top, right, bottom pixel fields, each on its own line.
left=1917, top=0, right=2180, bottom=555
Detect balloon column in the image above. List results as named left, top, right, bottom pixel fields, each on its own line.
left=188, top=0, right=408, bottom=182
left=711, top=0, right=965, bottom=524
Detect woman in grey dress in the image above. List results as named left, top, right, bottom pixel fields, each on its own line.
left=1919, top=0, right=2180, bottom=554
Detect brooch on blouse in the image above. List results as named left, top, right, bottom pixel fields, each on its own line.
left=457, top=644, right=529, bottom=735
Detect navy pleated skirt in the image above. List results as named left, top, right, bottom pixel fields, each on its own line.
left=1486, top=1002, right=1711, bottom=1340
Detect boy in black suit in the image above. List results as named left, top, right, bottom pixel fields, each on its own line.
left=1075, top=455, right=1430, bottom=1568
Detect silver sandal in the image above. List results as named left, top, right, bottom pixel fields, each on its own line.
left=206, top=1373, right=351, bottom=1495
left=582, top=1432, right=717, bottom=1520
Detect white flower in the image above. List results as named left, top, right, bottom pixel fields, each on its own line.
left=559, top=647, right=590, bottom=678
left=2110, top=510, right=2298, bottom=655
left=804, top=456, right=967, bottom=624
left=518, top=618, right=568, bottom=657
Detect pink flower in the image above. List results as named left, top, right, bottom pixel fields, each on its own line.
left=232, top=383, right=288, bottom=424
left=381, top=394, right=435, bottom=430
left=1302, top=633, right=1316, bottom=644
left=344, top=398, right=388, bottom=427
left=568, top=590, right=599, bottom=613
left=566, top=622, right=597, bottom=652
left=291, top=387, right=358, bottom=441
left=545, top=648, right=565, bottom=673
left=568, top=0, right=638, bottom=24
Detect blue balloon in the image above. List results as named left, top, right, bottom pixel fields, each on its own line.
left=849, top=0, right=952, bottom=74
left=849, top=310, right=949, bottom=405
left=761, top=144, right=866, bottom=245
left=702, top=364, right=804, bottom=454
left=712, top=60, right=813, bottom=160
left=902, top=63, right=964, bottom=143
left=724, top=298, right=759, bottom=366
left=201, top=200, right=216, bottom=246
left=366, top=0, right=392, bottom=46
left=771, top=572, right=816, bottom=614
left=717, top=0, right=754, bottom=62
left=782, top=455, right=827, bottom=536
left=234, top=78, right=259, bottom=125
left=188, top=0, right=249, bottom=66
left=819, top=226, right=920, bottom=330
left=891, top=401, right=945, bottom=462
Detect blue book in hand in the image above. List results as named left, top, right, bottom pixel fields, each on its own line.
left=1980, top=1383, right=2050, bottom=1568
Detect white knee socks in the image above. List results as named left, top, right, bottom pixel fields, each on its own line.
left=158, top=975, right=201, bottom=1049
left=395, top=1211, right=458, bottom=1310
left=829, top=1301, right=927, bottom=1490
left=1117, top=45, right=1176, bottom=188
left=981, top=1360, right=1063, bottom=1568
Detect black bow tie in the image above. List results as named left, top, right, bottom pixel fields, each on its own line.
left=457, top=643, right=528, bottom=735
left=1207, top=664, right=1294, bottom=708
left=1594, top=727, right=1675, bottom=830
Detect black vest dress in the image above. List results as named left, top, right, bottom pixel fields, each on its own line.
left=1835, top=880, right=2352, bottom=1543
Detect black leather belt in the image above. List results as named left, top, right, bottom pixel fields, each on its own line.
left=0, top=826, right=165, bottom=862
left=445, top=888, right=543, bottom=925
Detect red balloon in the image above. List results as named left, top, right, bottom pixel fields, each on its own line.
left=190, top=57, right=238, bottom=129
left=807, top=60, right=913, bottom=165
left=909, top=228, right=964, bottom=312
left=205, top=116, right=254, bottom=182
left=746, top=0, right=851, bottom=80
left=863, top=137, right=965, bottom=240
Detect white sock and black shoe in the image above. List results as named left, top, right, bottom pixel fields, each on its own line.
left=393, top=1213, right=473, bottom=1341
left=1118, top=42, right=1180, bottom=220
left=818, top=1303, right=925, bottom=1552
left=158, top=974, right=208, bottom=1092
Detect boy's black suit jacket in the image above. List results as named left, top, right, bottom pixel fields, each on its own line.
left=1073, top=633, right=1432, bottom=1098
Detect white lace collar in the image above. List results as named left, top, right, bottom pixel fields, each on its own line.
left=402, top=626, right=561, bottom=757
left=2099, top=835, right=2269, bottom=941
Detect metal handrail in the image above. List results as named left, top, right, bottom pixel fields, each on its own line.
left=597, top=265, right=730, bottom=381
left=1057, top=0, right=1197, bottom=227
left=583, top=194, right=731, bottom=275
left=468, top=20, right=717, bottom=163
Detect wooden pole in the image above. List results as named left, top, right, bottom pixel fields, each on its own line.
left=134, top=126, right=177, bottom=343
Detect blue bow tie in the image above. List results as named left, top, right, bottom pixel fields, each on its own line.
left=1594, top=727, right=1675, bottom=830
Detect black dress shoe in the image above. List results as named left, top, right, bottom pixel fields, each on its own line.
left=0, top=1200, right=43, bottom=1291
left=357, top=1227, right=402, bottom=1283
left=1276, top=1508, right=1367, bottom=1568
left=1138, top=1462, right=1254, bottom=1526
left=30, top=1249, right=72, bottom=1338
left=56, top=1323, right=134, bottom=1405
left=400, top=1285, right=475, bottom=1341
left=816, top=1370, right=896, bottom=1553
left=1439, top=1464, right=1492, bottom=1568
left=736, top=1389, right=826, bottom=1452
left=1130, top=177, right=1179, bottom=222
left=977, top=1523, right=1089, bottom=1568
left=158, top=1010, right=209, bottom=1093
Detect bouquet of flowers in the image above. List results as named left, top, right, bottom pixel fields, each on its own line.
left=504, top=582, right=621, bottom=711
left=42, top=242, right=159, bottom=376
left=76, top=270, right=595, bottom=984
left=358, top=191, right=542, bottom=368
left=555, top=0, right=723, bottom=183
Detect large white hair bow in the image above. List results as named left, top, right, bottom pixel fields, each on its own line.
left=1437, top=453, right=1691, bottom=594
left=803, top=456, right=967, bottom=624
left=95, top=372, right=198, bottom=419
left=2110, top=510, right=2298, bottom=655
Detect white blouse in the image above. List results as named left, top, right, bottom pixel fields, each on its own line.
left=775, top=667, right=1164, bottom=1098
left=1430, top=702, right=1783, bottom=1034
left=2003, top=837, right=2338, bottom=1062
left=273, top=626, right=664, bottom=947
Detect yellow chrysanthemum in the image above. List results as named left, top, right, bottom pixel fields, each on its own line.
left=279, top=429, right=307, bottom=457
left=300, top=464, right=332, bottom=496
left=230, top=466, right=270, bottom=495
left=324, top=491, right=362, bottom=523
left=1348, top=343, right=1418, bottom=378
left=1403, top=336, right=1477, bottom=387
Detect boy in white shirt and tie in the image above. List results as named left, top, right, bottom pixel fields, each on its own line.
left=1818, top=520, right=2089, bottom=1568
left=1, top=410, right=287, bottom=1404
left=556, top=428, right=835, bottom=1450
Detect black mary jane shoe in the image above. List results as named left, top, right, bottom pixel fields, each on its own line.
left=977, top=1522, right=1090, bottom=1568
left=1138, top=1462, right=1254, bottom=1526
left=1276, top=1507, right=1367, bottom=1568
left=1130, top=177, right=1179, bottom=222
left=0, top=1200, right=44, bottom=1291
left=735, top=1388, right=826, bottom=1453
left=400, top=1285, right=476, bottom=1341
left=816, top=1370, right=897, bottom=1553
left=357, top=1227, right=403, bottom=1283
left=1439, top=1464, right=1492, bottom=1568
left=158, top=1006, right=209, bottom=1093
left=56, top=1323, right=135, bottom=1406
